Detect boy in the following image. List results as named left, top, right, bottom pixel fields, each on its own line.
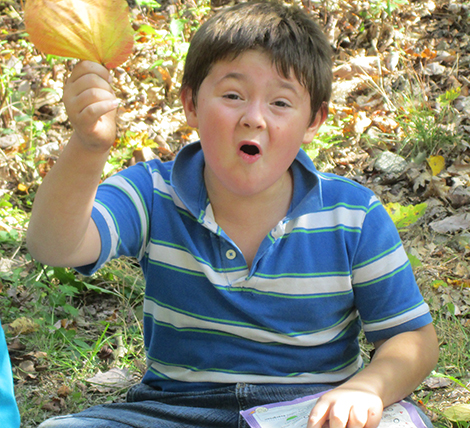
left=28, top=2, right=439, bottom=427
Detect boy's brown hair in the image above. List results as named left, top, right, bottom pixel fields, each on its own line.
left=181, top=0, right=333, bottom=123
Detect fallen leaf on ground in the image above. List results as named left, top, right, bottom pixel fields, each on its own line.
left=57, top=385, right=72, bottom=397
left=430, top=213, right=470, bottom=234
left=385, top=202, right=427, bottom=229
left=443, top=404, right=470, bottom=422
left=86, top=367, right=135, bottom=392
left=8, top=317, right=40, bottom=335
left=41, top=397, right=64, bottom=412
left=7, top=338, right=26, bottom=352
left=423, top=376, right=453, bottom=389
left=18, top=360, right=36, bottom=373
left=428, top=155, right=446, bottom=176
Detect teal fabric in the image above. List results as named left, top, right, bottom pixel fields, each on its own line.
left=0, top=320, right=21, bottom=428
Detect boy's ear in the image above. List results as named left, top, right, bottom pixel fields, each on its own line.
left=181, top=87, right=198, bottom=128
left=302, top=103, right=328, bottom=145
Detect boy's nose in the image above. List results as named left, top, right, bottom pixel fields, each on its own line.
left=241, top=102, right=266, bottom=129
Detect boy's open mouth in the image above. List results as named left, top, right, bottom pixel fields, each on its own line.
left=240, top=144, right=260, bottom=156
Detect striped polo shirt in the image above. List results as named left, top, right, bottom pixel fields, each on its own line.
left=78, top=142, right=432, bottom=392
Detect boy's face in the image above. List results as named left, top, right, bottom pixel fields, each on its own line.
left=182, top=50, right=325, bottom=200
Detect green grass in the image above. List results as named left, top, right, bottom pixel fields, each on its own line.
left=391, top=84, right=463, bottom=159
left=3, top=259, right=146, bottom=427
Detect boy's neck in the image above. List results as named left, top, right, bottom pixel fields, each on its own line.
left=205, top=168, right=294, bottom=268
left=205, top=168, right=293, bottom=222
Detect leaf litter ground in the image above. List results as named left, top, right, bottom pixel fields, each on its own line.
left=1, top=0, right=470, bottom=426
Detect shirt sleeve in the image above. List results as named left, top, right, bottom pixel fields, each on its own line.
left=75, top=162, right=154, bottom=276
left=351, top=196, right=432, bottom=343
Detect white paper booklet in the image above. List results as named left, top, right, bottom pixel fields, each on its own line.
left=240, top=390, right=426, bottom=428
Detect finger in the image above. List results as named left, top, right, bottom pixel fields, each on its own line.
left=364, top=406, right=382, bottom=428
left=76, top=99, right=120, bottom=125
left=328, top=404, right=351, bottom=428
left=75, top=87, right=117, bottom=112
left=308, top=401, right=330, bottom=428
left=67, top=60, right=111, bottom=85
left=71, top=72, right=114, bottom=96
left=65, top=87, right=116, bottom=124
left=348, top=405, right=369, bottom=428
left=64, top=73, right=114, bottom=110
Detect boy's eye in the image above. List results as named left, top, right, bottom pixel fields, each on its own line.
left=273, top=100, right=291, bottom=108
left=223, top=93, right=241, bottom=100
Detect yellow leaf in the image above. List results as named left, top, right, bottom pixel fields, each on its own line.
left=427, top=155, right=445, bottom=176
left=24, top=0, right=134, bottom=69
left=443, top=404, right=470, bottom=422
left=17, top=183, right=28, bottom=192
left=8, top=317, right=40, bottom=335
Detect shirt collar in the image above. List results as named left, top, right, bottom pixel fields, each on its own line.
left=170, top=141, right=323, bottom=222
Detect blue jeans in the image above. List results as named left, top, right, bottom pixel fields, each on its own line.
left=38, top=382, right=433, bottom=428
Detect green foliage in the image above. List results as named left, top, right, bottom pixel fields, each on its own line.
left=359, top=0, right=409, bottom=19
left=383, top=202, right=427, bottom=268
left=433, top=306, right=470, bottom=384
left=406, top=253, right=422, bottom=269
left=437, top=87, right=461, bottom=107
left=104, top=131, right=158, bottom=177
left=0, top=195, right=28, bottom=255
left=384, top=201, right=427, bottom=230
left=135, top=0, right=209, bottom=69
left=0, top=54, right=22, bottom=125
left=135, top=0, right=161, bottom=8
left=304, top=118, right=342, bottom=162
left=431, top=279, right=447, bottom=288
left=0, top=228, right=19, bottom=246
left=394, top=87, right=462, bottom=158
left=1, top=257, right=145, bottom=423
left=373, top=0, right=408, bottom=17
left=15, top=107, right=53, bottom=143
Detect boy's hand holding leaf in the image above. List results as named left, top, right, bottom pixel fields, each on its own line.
left=24, top=0, right=134, bottom=69
left=63, top=61, right=119, bottom=152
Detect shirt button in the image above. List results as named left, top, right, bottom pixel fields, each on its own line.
left=225, top=249, right=237, bottom=260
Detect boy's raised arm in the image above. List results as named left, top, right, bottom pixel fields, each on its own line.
left=307, top=323, right=439, bottom=428
left=27, top=61, right=120, bottom=268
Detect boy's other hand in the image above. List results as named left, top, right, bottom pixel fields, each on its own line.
left=63, top=61, right=119, bottom=152
left=308, top=388, right=383, bottom=428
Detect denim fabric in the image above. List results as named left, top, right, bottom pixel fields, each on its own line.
left=38, top=382, right=434, bottom=428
